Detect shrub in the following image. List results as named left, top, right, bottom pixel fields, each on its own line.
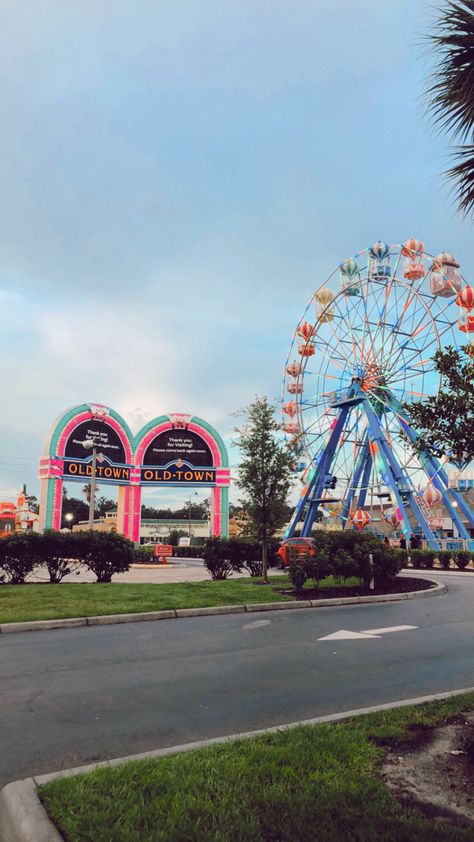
left=456, top=550, right=471, bottom=570
left=74, top=531, right=134, bottom=582
left=236, top=541, right=263, bottom=577
left=287, top=530, right=401, bottom=590
left=203, top=537, right=241, bottom=580
left=173, top=546, right=204, bottom=559
left=39, top=530, right=81, bottom=583
left=288, top=553, right=308, bottom=590
left=436, top=550, right=452, bottom=570
left=134, top=546, right=154, bottom=564
left=410, top=549, right=427, bottom=569
left=0, top=532, right=42, bottom=584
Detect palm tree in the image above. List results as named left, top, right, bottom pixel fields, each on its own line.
left=82, top=483, right=100, bottom=504
left=426, top=1, right=474, bottom=214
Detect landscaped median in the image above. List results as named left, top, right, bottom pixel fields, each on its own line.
left=2, top=691, right=474, bottom=841
left=0, top=575, right=444, bottom=631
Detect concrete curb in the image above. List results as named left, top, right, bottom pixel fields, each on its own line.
left=0, top=779, right=62, bottom=842
left=0, top=582, right=447, bottom=635
left=2, top=683, right=474, bottom=842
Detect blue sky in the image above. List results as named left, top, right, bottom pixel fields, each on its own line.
left=0, top=0, right=471, bottom=508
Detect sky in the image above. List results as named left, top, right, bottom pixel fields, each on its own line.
left=0, top=0, right=472, bottom=509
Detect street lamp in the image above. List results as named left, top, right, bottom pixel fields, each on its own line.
left=82, top=440, right=97, bottom=530
left=65, top=513, right=74, bottom=532
left=187, top=492, right=199, bottom=536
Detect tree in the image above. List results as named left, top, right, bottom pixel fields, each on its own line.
left=27, top=494, right=39, bottom=514
left=426, top=0, right=474, bottom=215
left=235, top=396, right=294, bottom=583
left=406, top=345, right=474, bottom=462
left=82, top=483, right=100, bottom=504
left=61, top=496, right=90, bottom=529
left=96, top=496, right=117, bottom=517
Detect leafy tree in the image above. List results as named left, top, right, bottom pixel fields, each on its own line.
left=96, top=496, right=117, bottom=517
left=235, top=396, right=294, bottom=582
left=27, top=494, right=39, bottom=514
left=167, top=529, right=189, bottom=546
left=406, top=345, right=474, bottom=462
left=426, top=0, right=474, bottom=215
left=61, top=496, right=90, bottom=529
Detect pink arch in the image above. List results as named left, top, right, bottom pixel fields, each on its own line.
left=56, top=411, right=133, bottom=462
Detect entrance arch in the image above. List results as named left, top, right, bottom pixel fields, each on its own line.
left=39, top=406, right=230, bottom=541
left=39, top=403, right=133, bottom=534
left=132, top=413, right=230, bottom=543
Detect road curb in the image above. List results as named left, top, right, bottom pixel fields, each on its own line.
left=0, top=582, right=447, bottom=635
left=2, top=683, right=473, bottom=842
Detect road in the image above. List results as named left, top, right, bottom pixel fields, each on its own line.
left=1, top=573, right=474, bottom=787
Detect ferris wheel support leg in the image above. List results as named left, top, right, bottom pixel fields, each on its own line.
left=340, top=433, right=370, bottom=528
left=362, top=400, right=441, bottom=548
left=299, top=405, right=352, bottom=538
left=356, top=451, right=373, bottom=512
left=388, top=396, right=474, bottom=540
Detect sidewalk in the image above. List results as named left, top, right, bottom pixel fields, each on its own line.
left=28, top=560, right=287, bottom=585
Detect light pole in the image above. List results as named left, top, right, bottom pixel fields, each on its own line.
left=65, top=513, right=74, bottom=532
left=82, top=440, right=97, bottom=530
left=187, top=492, right=198, bottom=536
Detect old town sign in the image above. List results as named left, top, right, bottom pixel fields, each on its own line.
left=140, top=430, right=215, bottom=484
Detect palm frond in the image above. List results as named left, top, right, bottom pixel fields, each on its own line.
left=448, top=144, right=474, bottom=212
left=426, top=1, right=474, bottom=140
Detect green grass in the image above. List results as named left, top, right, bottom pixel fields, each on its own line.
left=0, top=575, right=363, bottom=624
left=39, top=693, right=474, bottom=842
left=0, top=577, right=295, bottom=623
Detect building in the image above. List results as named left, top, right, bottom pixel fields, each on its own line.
left=0, top=486, right=40, bottom=537
left=72, top=511, right=210, bottom=543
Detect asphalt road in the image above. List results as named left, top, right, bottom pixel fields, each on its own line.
left=1, top=573, right=474, bottom=787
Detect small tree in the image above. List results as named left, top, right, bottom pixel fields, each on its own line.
left=235, top=396, right=294, bottom=583
left=407, top=345, right=474, bottom=462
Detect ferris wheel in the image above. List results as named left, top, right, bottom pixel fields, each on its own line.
left=282, top=239, right=474, bottom=549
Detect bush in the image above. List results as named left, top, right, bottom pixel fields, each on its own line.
left=173, top=546, right=204, bottom=559
left=134, top=546, right=154, bottom=564
left=0, top=532, right=42, bottom=584
left=288, top=552, right=309, bottom=590
left=436, top=550, right=452, bottom=570
left=456, top=550, right=471, bottom=570
left=202, top=537, right=241, bottom=580
left=409, top=548, right=423, bottom=569
left=287, top=530, right=401, bottom=590
left=39, top=530, right=81, bottom=583
left=74, top=531, right=134, bottom=582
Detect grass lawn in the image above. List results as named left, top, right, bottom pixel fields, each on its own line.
left=0, top=577, right=296, bottom=624
left=39, top=693, right=474, bottom=842
left=0, top=575, right=365, bottom=624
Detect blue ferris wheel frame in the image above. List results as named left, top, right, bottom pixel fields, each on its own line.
left=286, top=379, right=474, bottom=550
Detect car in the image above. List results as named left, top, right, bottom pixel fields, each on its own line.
left=276, top=537, right=315, bottom=567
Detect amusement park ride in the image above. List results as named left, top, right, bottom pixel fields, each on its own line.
left=282, top=240, right=474, bottom=550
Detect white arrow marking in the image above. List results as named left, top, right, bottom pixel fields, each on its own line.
left=361, top=625, right=418, bottom=635
left=318, top=630, right=381, bottom=641
left=318, top=625, right=418, bottom=641
left=243, top=619, right=271, bottom=630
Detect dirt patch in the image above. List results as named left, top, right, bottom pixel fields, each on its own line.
left=280, top=576, right=437, bottom=601
left=381, top=716, right=474, bottom=828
